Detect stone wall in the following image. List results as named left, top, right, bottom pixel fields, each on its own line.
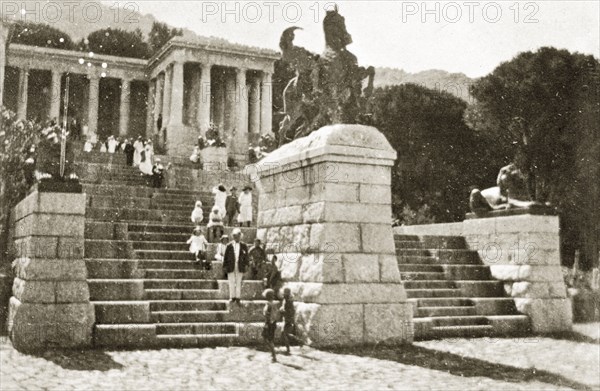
left=394, top=213, right=572, bottom=333
left=7, top=191, right=94, bottom=352
left=254, top=124, right=413, bottom=346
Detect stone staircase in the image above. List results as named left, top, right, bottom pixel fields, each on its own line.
left=77, top=151, right=265, bottom=348
left=396, top=234, right=531, bottom=340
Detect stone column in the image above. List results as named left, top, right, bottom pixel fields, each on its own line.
left=162, top=65, right=172, bottom=127
left=17, top=68, right=29, bottom=120
left=119, top=78, right=131, bottom=137
left=224, top=71, right=236, bottom=135
left=88, top=76, right=100, bottom=137
left=249, top=75, right=261, bottom=134
left=49, top=71, right=62, bottom=122
left=254, top=124, right=413, bottom=347
left=0, top=22, right=10, bottom=108
left=168, top=62, right=184, bottom=127
left=213, top=72, right=225, bottom=131
left=197, top=63, right=212, bottom=135
left=8, top=190, right=94, bottom=352
left=154, top=73, right=165, bottom=133
left=236, top=68, right=248, bottom=135
left=260, top=72, right=272, bottom=135
left=146, top=80, right=156, bottom=138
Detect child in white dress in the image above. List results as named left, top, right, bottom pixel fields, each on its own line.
left=187, top=227, right=210, bottom=269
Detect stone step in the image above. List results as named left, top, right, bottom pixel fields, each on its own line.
left=394, top=235, right=467, bottom=249
left=401, top=272, right=447, bottom=281
left=86, top=207, right=190, bottom=223
left=155, top=322, right=238, bottom=335
left=75, top=152, right=127, bottom=165
left=397, top=249, right=480, bottom=264
left=410, top=297, right=519, bottom=315
left=143, top=268, right=223, bottom=280
left=151, top=306, right=264, bottom=323
left=143, top=281, right=263, bottom=301
left=138, top=260, right=217, bottom=270
left=417, top=306, right=477, bottom=317
left=88, top=195, right=212, bottom=212
left=398, top=264, right=492, bottom=280
left=394, top=241, right=423, bottom=249
left=127, top=224, right=257, bottom=240
left=149, top=300, right=227, bottom=312
left=128, top=232, right=192, bottom=242
left=93, top=301, right=150, bottom=324
left=428, top=325, right=494, bottom=339
left=133, top=241, right=189, bottom=251
left=404, top=288, right=463, bottom=298
left=86, top=259, right=143, bottom=279
left=430, top=316, right=490, bottom=327
left=403, top=280, right=457, bottom=289
left=136, top=250, right=195, bottom=260
left=144, top=279, right=219, bottom=290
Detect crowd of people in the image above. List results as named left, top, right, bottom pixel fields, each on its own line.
left=83, top=135, right=167, bottom=188
left=185, top=183, right=302, bottom=361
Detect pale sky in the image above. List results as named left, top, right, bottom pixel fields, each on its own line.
left=125, top=1, right=598, bottom=77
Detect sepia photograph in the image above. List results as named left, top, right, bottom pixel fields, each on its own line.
left=0, top=1, right=598, bottom=389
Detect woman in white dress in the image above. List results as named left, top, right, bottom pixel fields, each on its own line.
left=237, top=186, right=253, bottom=227
left=139, top=142, right=154, bottom=175
left=107, top=136, right=118, bottom=153
left=212, top=184, right=227, bottom=219
left=133, top=137, right=144, bottom=166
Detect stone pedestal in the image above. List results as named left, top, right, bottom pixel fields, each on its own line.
left=253, top=124, right=413, bottom=346
left=8, top=191, right=94, bottom=352
left=200, top=147, right=228, bottom=171
left=463, top=212, right=572, bottom=333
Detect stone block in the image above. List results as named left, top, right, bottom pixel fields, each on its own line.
left=15, top=214, right=84, bottom=238
left=309, top=223, right=361, bottom=253
left=364, top=303, right=414, bottom=344
left=285, top=185, right=311, bottom=206
left=298, top=254, right=344, bottom=283
left=13, top=258, right=88, bottom=281
left=361, top=224, right=395, bottom=254
left=56, top=281, right=90, bottom=303
left=12, top=278, right=55, bottom=303
left=505, top=281, right=567, bottom=299
left=379, top=254, right=402, bottom=283
left=291, top=224, right=312, bottom=253
left=8, top=297, right=94, bottom=352
left=277, top=252, right=302, bottom=280
left=295, top=302, right=364, bottom=346
left=323, top=202, right=389, bottom=224
left=310, top=182, right=359, bottom=203
left=270, top=205, right=303, bottom=226
left=490, top=265, right=564, bottom=282
left=84, top=222, right=114, bottom=240
left=358, top=184, right=391, bottom=204
left=12, top=237, right=57, bottom=258
left=94, top=302, right=150, bottom=324
left=343, top=254, right=380, bottom=283
left=38, top=192, right=86, bottom=215
left=57, top=237, right=84, bottom=259
left=302, top=202, right=325, bottom=224
left=287, top=282, right=406, bottom=304
left=514, top=298, right=572, bottom=333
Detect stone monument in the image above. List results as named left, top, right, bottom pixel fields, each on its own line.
left=253, top=124, right=413, bottom=346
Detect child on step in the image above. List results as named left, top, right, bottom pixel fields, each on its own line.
left=191, top=201, right=204, bottom=225
left=187, top=227, right=210, bottom=269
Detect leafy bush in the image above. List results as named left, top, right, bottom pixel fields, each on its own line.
left=398, top=204, right=436, bottom=226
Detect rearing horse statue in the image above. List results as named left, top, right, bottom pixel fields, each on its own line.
left=276, top=5, right=375, bottom=145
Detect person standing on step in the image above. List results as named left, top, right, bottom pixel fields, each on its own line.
left=133, top=136, right=144, bottom=167
left=248, top=238, right=267, bottom=280
left=225, top=187, right=239, bottom=226
left=124, top=138, right=135, bottom=166
left=107, top=135, right=119, bottom=154
left=214, top=234, right=229, bottom=262
left=151, top=158, right=166, bottom=188
left=223, top=228, right=248, bottom=305
left=212, top=184, right=227, bottom=219
left=237, top=186, right=253, bottom=227
left=191, top=201, right=204, bottom=225
left=139, top=141, right=154, bottom=176
left=156, top=113, right=163, bottom=133
left=206, top=206, right=224, bottom=243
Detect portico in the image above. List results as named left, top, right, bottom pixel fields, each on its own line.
left=2, top=35, right=278, bottom=164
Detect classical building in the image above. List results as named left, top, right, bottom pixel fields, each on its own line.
left=0, top=27, right=278, bottom=162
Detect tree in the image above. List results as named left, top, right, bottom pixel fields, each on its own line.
left=82, top=28, right=151, bottom=59
left=9, top=21, right=74, bottom=50
left=148, top=22, right=183, bottom=54
left=371, top=84, right=494, bottom=223
left=470, top=47, right=600, bottom=270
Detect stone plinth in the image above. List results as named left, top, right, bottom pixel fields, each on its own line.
left=462, top=213, right=572, bottom=333
left=8, top=191, right=94, bottom=352
left=253, top=124, right=413, bottom=346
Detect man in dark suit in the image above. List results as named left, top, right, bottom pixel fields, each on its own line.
left=223, top=228, right=249, bottom=304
